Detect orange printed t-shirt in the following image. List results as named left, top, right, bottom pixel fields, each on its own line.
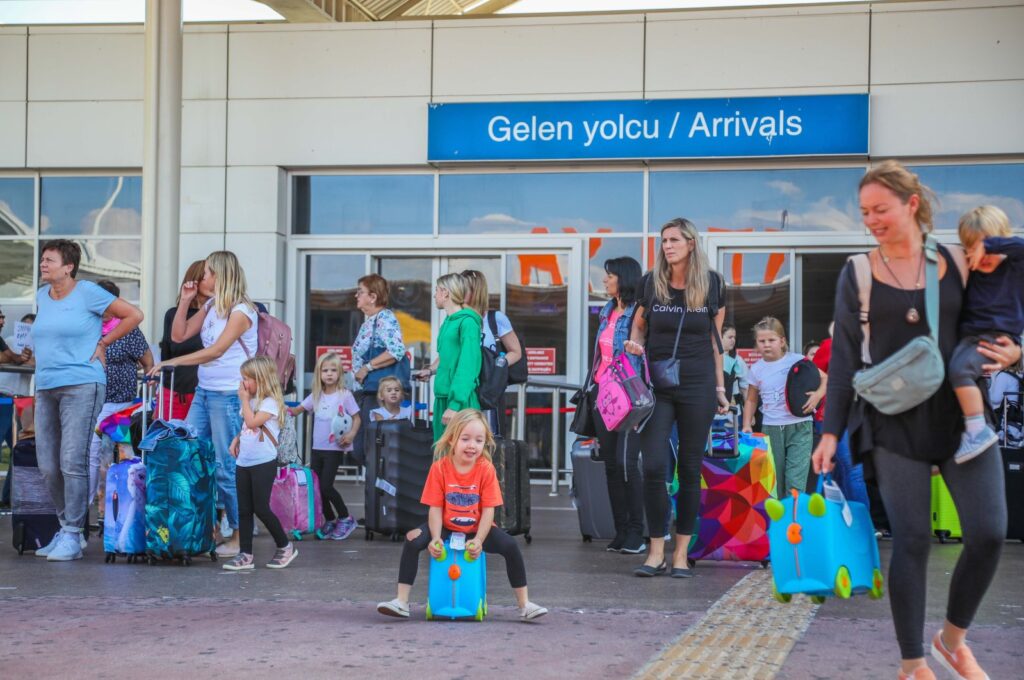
left=420, top=456, right=503, bottom=533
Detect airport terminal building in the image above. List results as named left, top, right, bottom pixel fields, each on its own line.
left=1, top=0, right=1022, bottom=469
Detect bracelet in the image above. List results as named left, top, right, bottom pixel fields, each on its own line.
left=715, top=387, right=726, bottom=393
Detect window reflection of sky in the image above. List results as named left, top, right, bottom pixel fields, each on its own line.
left=587, top=237, right=642, bottom=303
left=298, top=175, right=433, bottom=235
left=0, top=179, right=35, bottom=235
left=40, top=176, right=142, bottom=235
left=440, top=172, right=643, bottom=234
left=910, top=163, right=1024, bottom=230
left=650, top=168, right=863, bottom=232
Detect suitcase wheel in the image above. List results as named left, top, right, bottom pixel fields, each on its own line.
left=760, top=560, right=770, bottom=570
left=104, top=552, right=114, bottom=564
left=772, top=582, right=792, bottom=604
left=210, top=551, right=218, bottom=562
left=147, top=556, right=157, bottom=566
left=936, top=530, right=950, bottom=544
left=524, top=533, right=532, bottom=545
left=810, top=595, right=827, bottom=605
left=582, top=535, right=592, bottom=543
left=365, top=529, right=373, bottom=541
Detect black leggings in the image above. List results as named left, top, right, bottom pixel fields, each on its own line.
left=311, top=449, right=348, bottom=521
left=592, top=403, right=644, bottom=534
left=235, top=460, right=289, bottom=555
left=638, top=385, right=718, bottom=537
left=398, top=523, right=527, bottom=589
left=873, top=446, right=1006, bottom=659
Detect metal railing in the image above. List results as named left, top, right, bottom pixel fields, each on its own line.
left=507, top=378, right=583, bottom=496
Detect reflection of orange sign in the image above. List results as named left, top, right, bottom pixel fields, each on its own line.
left=526, top=347, right=556, bottom=375
left=315, top=346, right=353, bottom=371
left=736, top=348, right=761, bottom=367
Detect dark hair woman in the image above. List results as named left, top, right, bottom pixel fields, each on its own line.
left=585, top=256, right=646, bottom=554
left=813, top=160, right=1020, bottom=679
left=624, top=219, right=729, bottom=579
left=157, top=260, right=210, bottom=419
left=33, top=239, right=144, bottom=562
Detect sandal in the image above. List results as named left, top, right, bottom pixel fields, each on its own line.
left=633, top=561, right=667, bottom=577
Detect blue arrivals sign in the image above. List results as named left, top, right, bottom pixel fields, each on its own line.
left=428, top=94, right=868, bottom=162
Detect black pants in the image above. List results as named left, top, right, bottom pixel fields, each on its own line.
left=398, top=523, right=527, bottom=589
left=235, top=460, right=289, bottom=555
left=592, top=402, right=644, bottom=534
left=310, top=449, right=348, bottom=521
left=638, top=384, right=717, bottom=537
left=873, top=446, right=1006, bottom=659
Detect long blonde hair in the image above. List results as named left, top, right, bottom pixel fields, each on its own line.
left=240, top=356, right=285, bottom=422
left=461, top=269, right=489, bottom=316
left=432, top=409, right=495, bottom=462
left=859, top=160, right=937, bottom=234
left=653, top=218, right=711, bottom=310
left=207, top=250, right=253, bottom=318
left=311, top=352, right=343, bottom=409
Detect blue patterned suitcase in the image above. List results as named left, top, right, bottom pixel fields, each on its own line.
left=103, top=457, right=147, bottom=562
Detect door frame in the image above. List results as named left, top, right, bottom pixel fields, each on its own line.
left=286, top=235, right=586, bottom=396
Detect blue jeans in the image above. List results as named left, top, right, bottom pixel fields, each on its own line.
left=832, top=432, right=870, bottom=510
left=186, top=387, right=241, bottom=529
left=34, top=383, right=105, bottom=532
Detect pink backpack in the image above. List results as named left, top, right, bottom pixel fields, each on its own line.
left=238, top=308, right=296, bottom=388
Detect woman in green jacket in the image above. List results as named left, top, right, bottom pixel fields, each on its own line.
left=414, top=272, right=482, bottom=440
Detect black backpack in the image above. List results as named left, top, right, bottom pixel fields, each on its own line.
left=478, top=340, right=509, bottom=411
left=487, top=311, right=528, bottom=385
left=785, top=358, right=821, bottom=416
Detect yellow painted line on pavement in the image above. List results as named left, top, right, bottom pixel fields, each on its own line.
left=635, top=569, right=819, bottom=680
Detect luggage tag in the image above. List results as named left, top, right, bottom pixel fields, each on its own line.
left=822, top=478, right=853, bottom=527
left=297, top=473, right=308, bottom=487
left=375, top=478, right=397, bottom=497
left=449, top=532, right=467, bottom=551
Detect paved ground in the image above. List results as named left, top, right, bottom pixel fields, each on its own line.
left=0, top=482, right=1021, bottom=679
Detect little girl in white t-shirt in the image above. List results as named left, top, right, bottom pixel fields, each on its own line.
left=370, top=376, right=413, bottom=422
left=288, top=352, right=361, bottom=541
left=741, top=317, right=826, bottom=498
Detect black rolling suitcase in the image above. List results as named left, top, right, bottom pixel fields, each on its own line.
left=570, top=438, right=616, bottom=542
left=1004, top=446, right=1024, bottom=542
left=363, top=419, right=433, bottom=541
left=11, top=436, right=61, bottom=555
left=492, top=437, right=532, bottom=543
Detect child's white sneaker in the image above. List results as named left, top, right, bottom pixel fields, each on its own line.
left=954, top=426, right=998, bottom=464
left=520, top=602, right=548, bottom=621
left=376, top=598, right=410, bottom=618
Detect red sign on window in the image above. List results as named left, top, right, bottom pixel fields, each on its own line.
left=736, top=348, right=761, bottom=367
left=525, top=347, right=557, bottom=375
left=315, top=346, right=353, bottom=372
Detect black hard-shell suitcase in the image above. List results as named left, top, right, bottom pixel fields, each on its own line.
left=11, top=437, right=61, bottom=555
left=570, top=438, right=616, bottom=542
left=492, top=437, right=532, bottom=543
left=1004, top=446, right=1024, bottom=542
left=363, top=419, right=433, bottom=541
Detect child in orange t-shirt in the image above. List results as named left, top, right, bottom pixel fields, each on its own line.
left=376, top=409, right=547, bottom=621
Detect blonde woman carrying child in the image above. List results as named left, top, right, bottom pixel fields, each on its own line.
left=223, top=356, right=297, bottom=570
left=950, top=205, right=1024, bottom=463
left=371, top=376, right=413, bottom=422
left=376, top=409, right=546, bottom=621
left=288, top=352, right=361, bottom=540
left=742, top=317, right=827, bottom=498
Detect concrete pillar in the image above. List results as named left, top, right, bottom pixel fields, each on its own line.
left=141, top=0, right=182, bottom=340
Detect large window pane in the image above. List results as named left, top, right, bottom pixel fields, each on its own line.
left=650, top=168, right=863, bottom=233
left=376, top=257, right=433, bottom=370
left=447, top=256, right=502, bottom=312
left=305, top=254, right=365, bottom=374
left=292, top=175, right=433, bottom=235
left=799, top=252, right=858, bottom=352
left=0, top=240, right=35, bottom=299
left=586, top=237, right=642, bottom=365
left=0, top=178, right=35, bottom=236
left=440, top=172, right=643, bottom=235
left=721, top=250, right=790, bottom=359
left=910, top=163, right=1024, bottom=231
left=41, top=176, right=142, bottom=236
left=72, top=239, right=142, bottom=300
left=506, top=252, right=569, bottom=375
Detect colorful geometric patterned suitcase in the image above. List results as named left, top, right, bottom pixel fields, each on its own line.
left=687, top=431, right=777, bottom=565
left=426, top=537, right=487, bottom=621
left=766, top=474, right=884, bottom=604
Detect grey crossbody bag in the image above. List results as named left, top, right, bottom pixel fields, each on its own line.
left=850, top=237, right=945, bottom=415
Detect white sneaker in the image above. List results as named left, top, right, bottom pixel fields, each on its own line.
left=46, top=531, right=84, bottom=562
left=35, top=531, right=63, bottom=557
left=376, top=598, right=410, bottom=618
left=520, top=602, right=548, bottom=621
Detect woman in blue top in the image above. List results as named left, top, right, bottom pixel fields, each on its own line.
left=586, top=257, right=646, bottom=554
left=32, top=240, right=144, bottom=562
